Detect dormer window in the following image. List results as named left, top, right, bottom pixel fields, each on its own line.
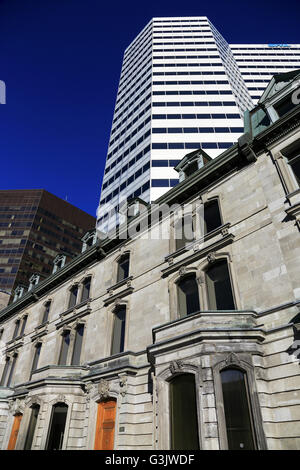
left=13, top=286, right=25, bottom=303
left=52, top=254, right=66, bottom=274
left=184, top=160, right=199, bottom=178
left=174, top=149, right=212, bottom=183
left=274, top=93, right=297, bottom=118
left=81, top=230, right=97, bottom=253
left=28, top=274, right=40, bottom=291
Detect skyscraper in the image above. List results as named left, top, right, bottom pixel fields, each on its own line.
left=0, top=189, right=95, bottom=306
left=97, top=17, right=300, bottom=232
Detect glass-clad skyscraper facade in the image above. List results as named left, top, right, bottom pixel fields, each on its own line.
left=97, top=16, right=300, bottom=232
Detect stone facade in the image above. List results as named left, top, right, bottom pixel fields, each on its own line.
left=0, top=73, right=300, bottom=451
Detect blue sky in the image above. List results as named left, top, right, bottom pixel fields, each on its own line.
left=0, top=0, right=299, bottom=216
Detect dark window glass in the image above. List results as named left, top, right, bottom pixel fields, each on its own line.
left=42, top=301, right=51, bottom=324
left=177, top=276, right=200, bottom=317
left=184, top=161, right=198, bottom=177
left=6, top=355, right=17, bottom=387
left=206, top=260, right=235, bottom=310
left=19, top=316, right=27, bottom=336
left=274, top=94, right=297, bottom=118
left=81, top=277, right=91, bottom=302
left=0, top=358, right=10, bottom=386
left=31, top=343, right=42, bottom=374
left=170, top=374, right=199, bottom=450
left=71, top=325, right=84, bottom=365
left=282, top=144, right=300, bottom=187
left=117, top=254, right=130, bottom=282
left=204, top=200, right=222, bottom=234
left=221, top=368, right=256, bottom=450
left=24, top=405, right=40, bottom=450
left=111, top=307, right=126, bottom=355
left=12, top=320, right=20, bottom=340
left=46, top=403, right=68, bottom=450
left=58, top=331, right=70, bottom=365
left=68, top=286, right=78, bottom=309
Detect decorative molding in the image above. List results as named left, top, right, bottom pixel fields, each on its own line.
left=207, top=251, right=216, bottom=264
left=169, top=360, right=183, bottom=374
left=98, top=379, right=110, bottom=399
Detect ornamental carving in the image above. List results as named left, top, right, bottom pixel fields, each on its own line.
left=98, top=379, right=110, bottom=399
left=118, top=373, right=128, bottom=397
left=169, top=360, right=183, bottom=374
left=224, top=352, right=240, bottom=366
left=9, top=398, right=25, bottom=415
left=179, top=266, right=187, bottom=277
left=221, top=227, right=229, bottom=236
left=207, top=252, right=216, bottom=264
left=168, top=257, right=174, bottom=266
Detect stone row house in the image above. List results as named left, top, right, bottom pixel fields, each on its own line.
left=0, top=70, right=299, bottom=450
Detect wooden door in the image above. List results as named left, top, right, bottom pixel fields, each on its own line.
left=94, top=399, right=117, bottom=450
left=7, top=414, right=22, bottom=450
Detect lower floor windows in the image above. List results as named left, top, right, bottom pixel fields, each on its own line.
left=177, top=275, right=200, bottom=317
left=24, top=405, right=40, bottom=450
left=46, top=403, right=68, bottom=450
left=221, top=368, right=256, bottom=450
left=170, top=374, right=200, bottom=450
left=206, top=260, right=235, bottom=310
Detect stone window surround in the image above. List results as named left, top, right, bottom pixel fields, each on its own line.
left=212, top=353, right=267, bottom=450
left=11, top=396, right=43, bottom=450
left=155, top=360, right=204, bottom=450
left=7, top=313, right=28, bottom=345
left=38, top=298, right=52, bottom=327
left=40, top=396, right=73, bottom=450
left=169, top=193, right=225, bottom=255
left=168, top=250, right=240, bottom=322
left=55, top=319, right=87, bottom=367
left=0, top=350, right=18, bottom=388
left=29, top=339, right=44, bottom=380
left=65, top=273, right=94, bottom=312
left=112, top=249, right=131, bottom=287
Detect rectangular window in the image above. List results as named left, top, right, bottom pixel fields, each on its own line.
left=58, top=332, right=70, bottom=365
left=81, top=277, right=91, bottom=302
left=111, top=307, right=126, bottom=355
left=68, top=286, right=78, bottom=309
left=71, top=325, right=84, bottom=365
left=42, top=301, right=51, bottom=324
left=12, top=320, right=20, bottom=340
left=6, top=355, right=17, bottom=387
left=31, top=343, right=42, bottom=375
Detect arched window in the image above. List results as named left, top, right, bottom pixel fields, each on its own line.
left=220, top=368, right=256, bottom=450
left=46, top=403, right=68, bottom=450
left=117, top=254, right=130, bottom=282
left=111, top=306, right=126, bottom=355
left=205, top=260, right=235, bottom=310
left=24, top=404, right=40, bottom=450
left=203, top=199, right=222, bottom=235
left=177, top=275, right=200, bottom=317
left=169, top=374, right=199, bottom=450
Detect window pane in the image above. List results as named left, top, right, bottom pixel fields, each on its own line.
left=46, top=403, right=68, bottom=450
left=221, top=369, right=256, bottom=450
left=175, top=216, right=194, bottom=251
left=24, top=405, right=40, bottom=450
left=117, top=256, right=130, bottom=282
left=178, top=276, right=200, bottom=317
left=71, top=325, right=84, bottom=365
left=12, top=320, right=20, bottom=339
left=0, top=358, right=10, bottom=386
left=81, top=278, right=91, bottom=302
left=19, top=316, right=27, bottom=336
left=68, top=286, right=78, bottom=308
left=31, top=344, right=41, bottom=373
left=6, top=355, right=17, bottom=387
left=42, top=302, right=51, bottom=324
left=170, top=374, right=199, bottom=450
left=58, top=332, right=70, bottom=365
left=204, top=200, right=222, bottom=234
left=111, top=308, right=126, bottom=355
left=206, top=260, right=235, bottom=310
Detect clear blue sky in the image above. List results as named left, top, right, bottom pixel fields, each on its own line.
left=0, top=0, right=299, bottom=216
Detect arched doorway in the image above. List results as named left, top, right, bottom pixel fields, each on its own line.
left=94, top=398, right=117, bottom=450
left=46, top=402, right=68, bottom=450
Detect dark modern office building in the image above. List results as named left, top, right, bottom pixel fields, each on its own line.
left=0, top=190, right=96, bottom=305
